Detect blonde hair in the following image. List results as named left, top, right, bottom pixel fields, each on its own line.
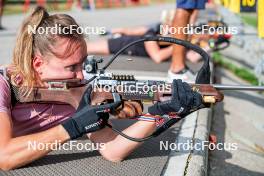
left=10, top=6, right=84, bottom=94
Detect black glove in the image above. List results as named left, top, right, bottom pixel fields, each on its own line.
left=62, top=85, right=121, bottom=139
left=148, top=79, right=204, bottom=117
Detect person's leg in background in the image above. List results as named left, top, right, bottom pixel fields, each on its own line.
left=189, top=9, right=199, bottom=25
left=86, top=40, right=110, bottom=55
left=0, top=0, right=4, bottom=30
left=169, top=8, right=193, bottom=75
left=168, top=0, right=206, bottom=82
left=88, top=0, right=96, bottom=10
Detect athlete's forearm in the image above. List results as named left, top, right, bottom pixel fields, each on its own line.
left=88, top=121, right=156, bottom=162
left=0, top=125, right=69, bottom=170
left=145, top=41, right=173, bottom=63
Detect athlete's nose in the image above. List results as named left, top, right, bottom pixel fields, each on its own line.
left=75, top=70, right=84, bottom=80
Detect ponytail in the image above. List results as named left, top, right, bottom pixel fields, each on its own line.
left=11, top=6, right=49, bottom=93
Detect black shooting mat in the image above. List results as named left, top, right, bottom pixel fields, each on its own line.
left=0, top=119, right=182, bottom=176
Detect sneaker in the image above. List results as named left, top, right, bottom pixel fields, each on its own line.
left=167, top=67, right=196, bottom=83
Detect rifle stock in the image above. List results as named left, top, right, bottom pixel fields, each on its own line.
left=13, top=79, right=226, bottom=108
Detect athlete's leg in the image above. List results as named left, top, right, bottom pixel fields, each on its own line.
left=87, top=40, right=110, bottom=55
left=170, top=8, right=193, bottom=73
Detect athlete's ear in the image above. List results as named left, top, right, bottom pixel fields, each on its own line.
left=32, top=55, right=44, bottom=75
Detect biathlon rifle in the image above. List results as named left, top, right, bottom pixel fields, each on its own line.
left=11, top=36, right=264, bottom=142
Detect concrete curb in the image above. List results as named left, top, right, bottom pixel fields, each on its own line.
left=185, top=109, right=213, bottom=176
left=161, top=109, right=213, bottom=176
left=160, top=98, right=214, bottom=176
left=162, top=58, right=214, bottom=176
left=162, top=112, right=199, bottom=176
left=184, top=61, right=215, bottom=176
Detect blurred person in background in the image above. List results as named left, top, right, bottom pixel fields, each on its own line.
left=87, top=9, right=201, bottom=65
left=168, top=0, right=207, bottom=82
left=0, top=0, right=5, bottom=30
left=87, top=10, right=176, bottom=63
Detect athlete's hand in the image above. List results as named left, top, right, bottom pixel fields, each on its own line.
left=62, top=85, right=121, bottom=139
left=113, top=100, right=143, bottom=119
left=148, top=79, right=204, bottom=117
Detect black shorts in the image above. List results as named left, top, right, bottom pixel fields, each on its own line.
left=108, top=36, right=149, bottom=57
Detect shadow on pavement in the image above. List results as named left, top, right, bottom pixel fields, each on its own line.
left=223, top=91, right=264, bottom=108
left=208, top=75, right=264, bottom=176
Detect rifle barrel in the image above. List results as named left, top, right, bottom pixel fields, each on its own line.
left=213, top=84, right=264, bottom=91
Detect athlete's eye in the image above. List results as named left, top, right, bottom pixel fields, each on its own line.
left=65, top=65, right=75, bottom=72
left=65, top=63, right=82, bottom=72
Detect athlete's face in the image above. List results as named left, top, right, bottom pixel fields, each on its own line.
left=33, top=38, right=87, bottom=81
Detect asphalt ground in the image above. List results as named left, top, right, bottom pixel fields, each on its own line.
left=209, top=66, right=264, bottom=176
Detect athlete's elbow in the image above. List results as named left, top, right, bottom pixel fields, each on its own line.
left=151, top=55, right=162, bottom=64
left=100, top=150, right=125, bottom=163
left=0, top=152, right=13, bottom=171
left=0, top=148, right=22, bottom=171
left=0, top=163, right=13, bottom=171
left=104, top=155, right=124, bottom=163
